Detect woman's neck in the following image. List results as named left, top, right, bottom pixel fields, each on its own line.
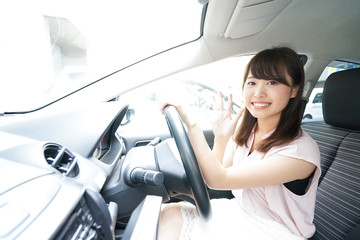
left=256, top=117, right=279, bottom=136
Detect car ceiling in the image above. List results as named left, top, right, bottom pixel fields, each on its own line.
left=201, top=0, right=360, bottom=83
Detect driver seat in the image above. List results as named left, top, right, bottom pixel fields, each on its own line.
left=302, top=68, right=360, bottom=240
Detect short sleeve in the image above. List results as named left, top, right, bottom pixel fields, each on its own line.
left=265, top=131, right=320, bottom=167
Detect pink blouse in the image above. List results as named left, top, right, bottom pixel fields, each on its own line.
left=231, top=128, right=321, bottom=238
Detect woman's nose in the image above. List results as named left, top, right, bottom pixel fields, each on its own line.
left=254, top=84, right=266, bottom=97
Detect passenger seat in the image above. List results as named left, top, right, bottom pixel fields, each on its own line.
left=302, top=68, right=360, bottom=240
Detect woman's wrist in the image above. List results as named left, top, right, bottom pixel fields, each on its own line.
left=185, top=121, right=200, bottom=131
left=214, top=135, right=230, bottom=148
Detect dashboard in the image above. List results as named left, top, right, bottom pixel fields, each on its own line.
left=0, top=101, right=166, bottom=240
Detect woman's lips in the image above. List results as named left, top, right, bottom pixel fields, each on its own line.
left=252, top=102, right=271, bottom=109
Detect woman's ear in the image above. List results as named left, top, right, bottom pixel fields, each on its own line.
left=290, top=86, right=299, bottom=98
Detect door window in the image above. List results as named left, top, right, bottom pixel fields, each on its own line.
left=303, top=61, right=360, bottom=120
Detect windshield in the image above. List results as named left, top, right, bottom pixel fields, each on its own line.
left=0, top=0, right=203, bottom=113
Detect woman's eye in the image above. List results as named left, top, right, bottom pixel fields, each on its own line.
left=267, top=80, right=278, bottom=85
left=246, top=81, right=255, bottom=85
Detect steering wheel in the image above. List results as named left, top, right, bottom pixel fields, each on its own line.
left=164, top=105, right=211, bottom=220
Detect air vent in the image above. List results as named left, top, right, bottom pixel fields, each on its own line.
left=43, top=143, right=79, bottom=177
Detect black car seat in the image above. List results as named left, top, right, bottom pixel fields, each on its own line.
left=302, top=68, right=360, bottom=240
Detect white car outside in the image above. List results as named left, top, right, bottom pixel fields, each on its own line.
left=303, top=88, right=323, bottom=120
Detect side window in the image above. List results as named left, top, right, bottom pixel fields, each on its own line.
left=303, top=61, right=360, bottom=120
left=312, top=93, right=322, bottom=104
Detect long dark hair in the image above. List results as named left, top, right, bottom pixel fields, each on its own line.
left=235, top=47, right=305, bottom=152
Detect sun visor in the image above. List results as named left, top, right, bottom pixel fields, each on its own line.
left=224, top=0, right=290, bottom=39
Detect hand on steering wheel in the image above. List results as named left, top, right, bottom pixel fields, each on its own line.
left=163, top=105, right=212, bottom=220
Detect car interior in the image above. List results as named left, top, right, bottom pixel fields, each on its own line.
left=0, top=0, right=359, bottom=239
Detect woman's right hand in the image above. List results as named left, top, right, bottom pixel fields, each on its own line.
left=160, top=102, right=198, bottom=128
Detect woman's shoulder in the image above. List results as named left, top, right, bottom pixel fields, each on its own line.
left=297, top=129, right=319, bottom=148
left=266, top=130, right=320, bottom=165
left=273, top=129, right=318, bottom=150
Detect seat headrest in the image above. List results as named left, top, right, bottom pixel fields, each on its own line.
left=323, top=68, right=360, bottom=130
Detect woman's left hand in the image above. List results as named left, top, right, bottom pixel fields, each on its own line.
left=209, top=92, right=243, bottom=141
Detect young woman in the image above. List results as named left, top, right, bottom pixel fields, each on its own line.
left=159, top=47, right=321, bottom=240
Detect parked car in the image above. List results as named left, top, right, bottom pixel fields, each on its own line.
left=0, top=0, right=359, bottom=240
left=303, top=88, right=323, bottom=120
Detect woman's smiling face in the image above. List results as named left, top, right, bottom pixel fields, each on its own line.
left=243, top=72, right=297, bottom=123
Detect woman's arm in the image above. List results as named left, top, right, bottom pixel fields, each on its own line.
left=161, top=96, right=315, bottom=191
left=162, top=103, right=316, bottom=190
left=213, top=137, right=236, bottom=168
left=212, top=135, right=233, bottom=166
left=186, top=122, right=316, bottom=190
